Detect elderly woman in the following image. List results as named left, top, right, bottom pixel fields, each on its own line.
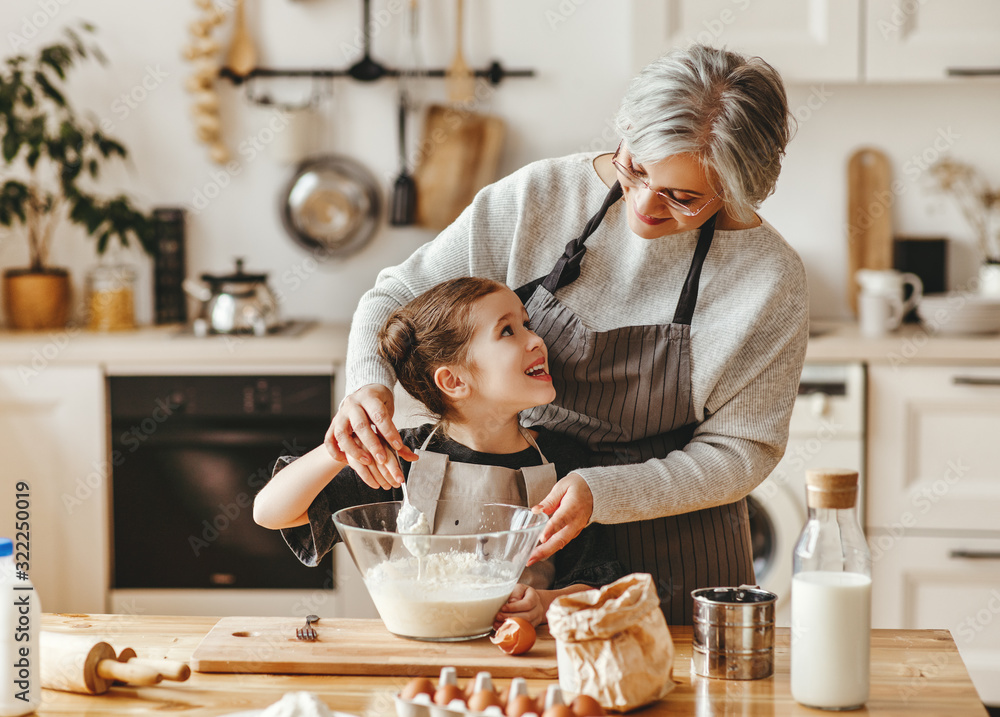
left=327, top=44, right=807, bottom=625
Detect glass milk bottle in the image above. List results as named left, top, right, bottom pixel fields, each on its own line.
left=0, top=538, right=40, bottom=716
left=791, top=469, right=872, bottom=711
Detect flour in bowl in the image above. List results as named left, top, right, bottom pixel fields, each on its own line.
left=365, top=550, right=516, bottom=639
left=258, top=691, right=334, bottom=717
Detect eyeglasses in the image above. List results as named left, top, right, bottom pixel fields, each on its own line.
left=612, top=141, right=721, bottom=218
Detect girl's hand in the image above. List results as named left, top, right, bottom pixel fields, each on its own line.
left=494, top=584, right=545, bottom=628
left=324, top=383, right=419, bottom=490
left=527, top=473, right=593, bottom=565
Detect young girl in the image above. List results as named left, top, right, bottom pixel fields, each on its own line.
left=254, top=277, right=623, bottom=627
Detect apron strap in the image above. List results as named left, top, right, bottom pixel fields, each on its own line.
left=671, top=211, right=719, bottom=326
left=515, top=182, right=623, bottom=303
left=421, top=422, right=549, bottom=464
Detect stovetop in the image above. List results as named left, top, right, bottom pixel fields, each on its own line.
left=173, top=319, right=316, bottom=338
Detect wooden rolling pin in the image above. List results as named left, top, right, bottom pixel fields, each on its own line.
left=41, top=632, right=163, bottom=695
left=113, top=646, right=191, bottom=683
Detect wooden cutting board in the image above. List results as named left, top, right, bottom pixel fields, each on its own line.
left=414, top=104, right=505, bottom=231
left=847, top=147, right=894, bottom=315
left=190, top=617, right=558, bottom=678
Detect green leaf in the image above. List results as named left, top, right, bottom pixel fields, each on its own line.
left=33, top=71, right=64, bottom=106
left=26, top=148, right=40, bottom=169
left=88, top=158, right=98, bottom=178
left=2, top=131, right=20, bottom=163
left=97, top=228, right=111, bottom=254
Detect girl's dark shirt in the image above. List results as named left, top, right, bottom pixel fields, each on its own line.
left=271, top=423, right=625, bottom=591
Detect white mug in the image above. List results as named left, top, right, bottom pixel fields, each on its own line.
left=855, top=269, right=923, bottom=316
left=859, top=292, right=904, bottom=338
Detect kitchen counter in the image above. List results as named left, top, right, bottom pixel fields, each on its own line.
left=0, top=323, right=351, bottom=368
left=3, top=319, right=1000, bottom=368
left=37, top=613, right=988, bottom=716
left=806, top=321, right=1000, bottom=363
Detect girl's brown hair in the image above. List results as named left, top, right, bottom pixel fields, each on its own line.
left=377, top=277, right=508, bottom=418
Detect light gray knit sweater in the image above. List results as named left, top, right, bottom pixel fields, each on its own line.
left=346, top=152, right=809, bottom=525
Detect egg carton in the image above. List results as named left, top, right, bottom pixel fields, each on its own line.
left=394, top=668, right=576, bottom=717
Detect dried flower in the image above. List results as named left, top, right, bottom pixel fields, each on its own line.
left=928, top=158, right=1000, bottom=262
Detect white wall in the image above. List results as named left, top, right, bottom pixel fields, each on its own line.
left=2, top=1, right=997, bottom=324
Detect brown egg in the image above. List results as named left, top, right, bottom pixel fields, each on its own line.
left=490, top=617, right=537, bottom=655
left=542, top=705, right=575, bottom=717
left=506, top=694, right=540, bottom=717
left=435, top=683, right=466, bottom=707
left=569, top=695, right=605, bottom=717
left=401, top=677, right=436, bottom=701
left=468, top=689, right=504, bottom=712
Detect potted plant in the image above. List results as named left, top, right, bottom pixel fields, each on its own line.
left=0, top=24, right=155, bottom=330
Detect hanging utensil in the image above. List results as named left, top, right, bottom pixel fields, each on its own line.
left=348, top=0, right=388, bottom=82
left=226, top=0, right=256, bottom=77
left=446, top=0, right=475, bottom=103
left=390, top=90, right=417, bottom=226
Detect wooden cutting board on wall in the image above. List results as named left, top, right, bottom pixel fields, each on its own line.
left=847, top=147, right=894, bottom=315
left=190, top=617, right=558, bottom=677
left=414, top=104, right=506, bottom=231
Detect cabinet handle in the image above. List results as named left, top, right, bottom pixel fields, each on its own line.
left=947, top=67, right=1000, bottom=77
left=952, top=376, right=1000, bottom=386
left=949, top=550, right=1000, bottom=560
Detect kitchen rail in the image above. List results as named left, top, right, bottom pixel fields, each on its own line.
left=37, top=613, right=987, bottom=716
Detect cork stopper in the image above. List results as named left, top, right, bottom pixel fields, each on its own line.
left=805, top=468, right=859, bottom=509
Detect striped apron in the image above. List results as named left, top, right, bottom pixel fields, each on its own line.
left=514, top=182, right=754, bottom=626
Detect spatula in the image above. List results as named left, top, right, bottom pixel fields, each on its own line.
left=226, top=0, right=256, bottom=77
left=446, top=0, right=475, bottom=103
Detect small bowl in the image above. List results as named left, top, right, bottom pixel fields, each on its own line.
left=333, top=501, right=547, bottom=642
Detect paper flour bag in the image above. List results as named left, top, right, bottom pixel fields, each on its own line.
left=547, top=573, right=675, bottom=712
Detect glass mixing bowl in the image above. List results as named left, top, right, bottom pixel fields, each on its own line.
left=332, top=500, right=547, bottom=641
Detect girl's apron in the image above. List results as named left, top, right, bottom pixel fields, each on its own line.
left=514, top=182, right=754, bottom=625
left=404, top=424, right=557, bottom=588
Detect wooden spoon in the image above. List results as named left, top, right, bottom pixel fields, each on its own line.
left=446, top=0, right=474, bottom=103
left=226, top=0, right=256, bottom=77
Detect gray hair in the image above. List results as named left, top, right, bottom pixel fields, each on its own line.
left=615, top=44, right=794, bottom=223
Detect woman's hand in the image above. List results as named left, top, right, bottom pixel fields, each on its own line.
left=527, top=473, right=593, bottom=565
left=324, top=383, right=419, bottom=490
left=494, top=583, right=545, bottom=628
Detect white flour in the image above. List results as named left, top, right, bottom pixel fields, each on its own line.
left=365, top=551, right=515, bottom=639
left=258, top=691, right=334, bottom=717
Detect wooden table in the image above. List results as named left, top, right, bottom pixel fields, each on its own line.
left=38, top=613, right=987, bottom=716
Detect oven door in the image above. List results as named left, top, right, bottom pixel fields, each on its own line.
left=111, top=419, right=332, bottom=590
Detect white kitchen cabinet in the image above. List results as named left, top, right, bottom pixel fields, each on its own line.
left=0, top=365, right=106, bottom=614
left=867, top=365, right=1000, bottom=533
left=866, top=0, right=1000, bottom=81
left=630, top=0, right=1000, bottom=83
left=870, top=534, right=1000, bottom=703
left=629, top=0, right=861, bottom=82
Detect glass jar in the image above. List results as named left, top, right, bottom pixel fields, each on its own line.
left=86, top=264, right=136, bottom=331
left=790, top=469, right=872, bottom=711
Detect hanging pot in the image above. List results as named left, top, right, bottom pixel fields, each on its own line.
left=280, top=154, right=382, bottom=257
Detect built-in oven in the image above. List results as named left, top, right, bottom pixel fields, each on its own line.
left=107, top=369, right=341, bottom=617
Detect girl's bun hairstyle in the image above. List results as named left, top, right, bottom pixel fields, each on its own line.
left=377, top=276, right=508, bottom=418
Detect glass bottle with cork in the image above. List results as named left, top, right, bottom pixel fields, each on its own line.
left=790, top=468, right=872, bottom=711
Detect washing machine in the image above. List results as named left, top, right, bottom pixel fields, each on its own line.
left=749, top=362, right=866, bottom=626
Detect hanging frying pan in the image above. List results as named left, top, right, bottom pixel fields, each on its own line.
left=280, top=155, right=382, bottom=257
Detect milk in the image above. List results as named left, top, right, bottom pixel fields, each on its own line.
left=791, top=571, right=871, bottom=710
left=0, top=539, right=40, bottom=717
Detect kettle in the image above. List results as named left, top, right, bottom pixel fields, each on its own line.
left=183, top=259, right=280, bottom=336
